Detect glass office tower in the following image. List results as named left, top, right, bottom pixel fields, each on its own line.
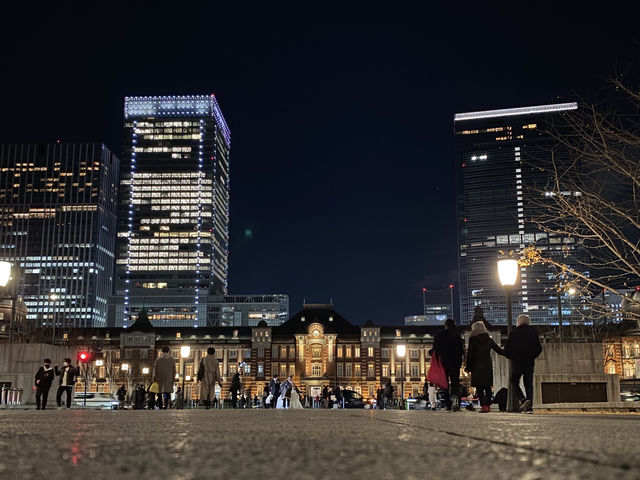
left=116, top=95, right=230, bottom=327
left=454, top=103, right=587, bottom=325
left=0, top=143, right=119, bottom=328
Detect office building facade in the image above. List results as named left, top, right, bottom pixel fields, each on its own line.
left=454, top=103, right=587, bottom=325
left=0, top=143, right=119, bottom=329
left=116, top=95, right=231, bottom=327
left=108, top=293, right=289, bottom=328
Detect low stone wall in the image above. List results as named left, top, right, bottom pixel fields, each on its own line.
left=493, top=342, right=604, bottom=390
left=533, top=373, right=620, bottom=407
left=0, top=343, right=77, bottom=406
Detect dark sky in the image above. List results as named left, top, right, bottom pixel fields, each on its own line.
left=1, top=3, right=638, bottom=324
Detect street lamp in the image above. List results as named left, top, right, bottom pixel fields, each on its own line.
left=142, top=367, right=150, bottom=389
left=180, top=345, right=191, bottom=409
left=0, top=261, right=10, bottom=287
left=567, top=287, right=576, bottom=342
left=50, top=292, right=59, bottom=345
left=396, top=344, right=406, bottom=410
left=497, top=258, right=519, bottom=413
left=0, top=261, right=17, bottom=344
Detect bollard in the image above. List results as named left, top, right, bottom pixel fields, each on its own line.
left=1, top=386, right=7, bottom=405
left=16, top=388, right=23, bottom=405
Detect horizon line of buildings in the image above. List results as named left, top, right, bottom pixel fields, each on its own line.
left=1, top=96, right=632, bottom=338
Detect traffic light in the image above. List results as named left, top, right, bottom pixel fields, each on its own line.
left=78, top=351, right=90, bottom=363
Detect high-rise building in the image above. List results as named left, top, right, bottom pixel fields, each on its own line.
left=0, top=143, right=119, bottom=329
left=116, top=95, right=231, bottom=327
left=454, top=103, right=587, bottom=325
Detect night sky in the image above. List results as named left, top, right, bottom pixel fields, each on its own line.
left=1, top=3, right=638, bottom=324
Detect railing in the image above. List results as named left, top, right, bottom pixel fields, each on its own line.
left=0, top=387, right=23, bottom=406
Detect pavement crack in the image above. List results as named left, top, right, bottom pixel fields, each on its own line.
left=369, top=416, right=631, bottom=471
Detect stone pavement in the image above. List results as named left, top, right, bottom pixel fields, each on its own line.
left=0, top=409, right=638, bottom=480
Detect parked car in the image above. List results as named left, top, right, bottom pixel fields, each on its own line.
left=74, top=392, right=119, bottom=409
left=621, top=391, right=640, bottom=402
left=341, top=389, right=365, bottom=408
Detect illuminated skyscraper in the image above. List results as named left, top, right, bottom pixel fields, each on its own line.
left=0, top=143, right=119, bottom=329
left=115, top=95, right=231, bottom=327
left=454, top=103, right=587, bottom=325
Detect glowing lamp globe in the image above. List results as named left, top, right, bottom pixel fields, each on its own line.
left=0, top=261, right=11, bottom=287
left=497, top=259, right=519, bottom=287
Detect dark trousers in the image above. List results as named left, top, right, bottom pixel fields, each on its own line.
left=442, top=367, right=461, bottom=410
left=476, top=385, right=492, bottom=406
left=231, top=390, right=238, bottom=408
left=157, top=392, right=170, bottom=409
left=36, top=387, right=50, bottom=409
left=511, top=363, right=534, bottom=402
left=56, top=386, right=73, bottom=408
left=148, top=393, right=156, bottom=409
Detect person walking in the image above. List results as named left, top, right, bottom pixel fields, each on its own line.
left=174, top=387, right=184, bottom=409
left=465, top=321, right=506, bottom=413
left=54, top=358, right=78, bottom=409
left=427, top=383, right=437, bottom=410
left=116, top=384, right=127, bottom=408
left=277, top=375, right=293, bottom=409
left=135, top=384, right=146, bottom=409
left=34, top=358, right=55, bottom=410
left=197, top=347, right=222, bottom=409
left=432, top=319, right=465, bottom=411
left=153, top=346, right=176, bottom=409
left=230, top=368, right=242, bottom=408
left=505, top=314, right=542, bottom=413
left=383, top=380, right=394, bottom=409
left=268, top=374, right=280, bottom=408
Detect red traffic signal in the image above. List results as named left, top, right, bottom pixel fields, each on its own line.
left=78, top=351, right=90, bottom=362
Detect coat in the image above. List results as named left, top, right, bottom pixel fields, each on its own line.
left=55, top=365, right=78, bottom=386
left=505, top=325, right=542, bottom=368
left=465, top=332, right=504, bottom=387
left=269, top=379, right=280, bottom=398
left=35, top=366, right=55, bottom=389
left=230, top=372, right=242, bottom=393
left=433, top=329, right=465, bottom=373
left=153, top=353, right=176, bottom=393
left=198, top=355, right=222, bottom=399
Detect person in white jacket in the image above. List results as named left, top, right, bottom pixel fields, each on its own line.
left=427, top=383, right=437, bottom=410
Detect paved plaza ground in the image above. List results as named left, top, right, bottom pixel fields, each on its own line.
left=0, top=409, right=638, bottom=480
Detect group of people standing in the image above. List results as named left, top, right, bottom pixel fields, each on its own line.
left=264, top=374, right=304, bottom=409
left=432, top=314, right=542, bottom=413
left=34, top=358, right=78, bottom=410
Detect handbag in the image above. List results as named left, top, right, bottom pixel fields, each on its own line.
left=266, top=393, right=273, bottom=405
left=426, top=352, right=449, bottom=390
left=149, top=381, right=160, bottom=394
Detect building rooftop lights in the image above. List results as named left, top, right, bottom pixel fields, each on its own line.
left=454, top=102, right=578, bottom=122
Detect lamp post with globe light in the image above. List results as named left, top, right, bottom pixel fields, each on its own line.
left=396, top=344, right=406, bottom=409
left=50, top=292, right=59, bottom=345
left=0, top=261, right=17, bottom=344
left=180, top=345, right=190, bottom=409
left=497, top=258, right=520, bottom=412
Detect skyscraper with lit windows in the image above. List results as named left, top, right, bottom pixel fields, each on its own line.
left=0, top=143, right=119, bottom=329
left=454, top=103, right=587, bottom=326
left=115, top=95, right=230, bottom=327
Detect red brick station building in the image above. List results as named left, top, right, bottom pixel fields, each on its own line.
left=66, top=303, right=443, bottom=402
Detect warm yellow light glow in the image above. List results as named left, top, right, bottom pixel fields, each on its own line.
left=180, top=345, right=191, bottom=359
left=142, top=367, right=150, bottom=375
left=121, top=363, right=129, bottom=371
left=568, top=287, right=576, bottom=296
left=396, top=344, right=406, bottom=358
left=95, top=359, right=104, bottom=367
left=497, top=259, right=519, bottom=286
left=0, top=261, right=11, bottom=287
